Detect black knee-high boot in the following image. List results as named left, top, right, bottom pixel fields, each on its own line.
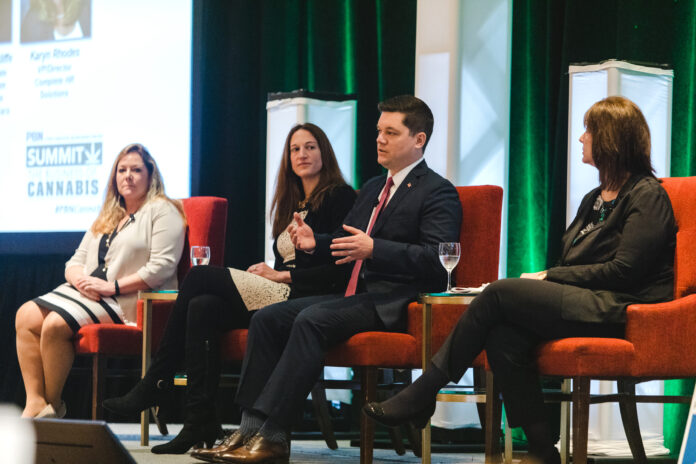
left=103, top=267, right=243, bottom=418
left=102, top=318, right=182, bottom=418
left=151, top=295, right=224, bottom=454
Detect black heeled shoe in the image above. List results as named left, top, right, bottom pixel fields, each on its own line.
left=363, top=399, right=436, bottom=429
left=150, top=421, right=222, bottom=455
left=103, top=378, right=170, bottom=434
left=103, top=378, right=165, bottom=416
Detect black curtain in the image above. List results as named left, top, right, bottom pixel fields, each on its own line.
left=0, top=256, right=69, bottom=403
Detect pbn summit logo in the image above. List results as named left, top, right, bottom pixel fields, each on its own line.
left=26, top=142, right=103, bottom=167
left=25, top=140, right=103, bottom=197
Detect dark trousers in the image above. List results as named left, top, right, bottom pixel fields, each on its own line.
left=235, top=293, right=385, bottom=428
left=432, top=278, right=624, bottom=428
left=147, top=265, right=251, bottom=390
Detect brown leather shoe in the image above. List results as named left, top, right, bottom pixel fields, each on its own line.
left=190, top=430, right=246, bottom=462
left=214, top=433, right=289, bottom=463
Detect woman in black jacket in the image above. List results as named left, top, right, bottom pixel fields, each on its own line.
left=104, top=123, right=355, bottom=454
left=364, top=96, right=676, bottom=464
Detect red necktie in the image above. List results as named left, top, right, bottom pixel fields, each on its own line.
left=344, top=177, right=394, bottom=297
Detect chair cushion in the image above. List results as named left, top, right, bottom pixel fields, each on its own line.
left=536, top=337, right=635, bottom=377
left=74, top=324, right=142, bottom=355
left=626, top=295, right=696, bottom=377
left=326, top=332, right=419, bottom=368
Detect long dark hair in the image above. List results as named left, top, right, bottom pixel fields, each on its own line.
left=584, top=96, right=655, bottom=190
left=270, top=123, right=349, bottom=238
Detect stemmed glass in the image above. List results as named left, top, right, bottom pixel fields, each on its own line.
left=190, top=246, right=211, bottom=266
left=438, top=242, right=461, bottom=293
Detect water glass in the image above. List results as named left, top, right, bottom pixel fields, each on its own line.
left=190, top=246, right=211, bottom=266
left=438, top=242, right=461, bottom=293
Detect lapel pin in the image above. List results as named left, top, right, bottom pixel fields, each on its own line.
left=407, top=183, right=412, bottom=188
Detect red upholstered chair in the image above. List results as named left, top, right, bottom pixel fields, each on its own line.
left=492, top=176, right=696, bottom=464
left=74, top=196, right=228, bottom=420
left=323, top=185, right=504, bottom=463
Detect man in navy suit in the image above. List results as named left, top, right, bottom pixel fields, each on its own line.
left=192, top=95, right=462, bottom=464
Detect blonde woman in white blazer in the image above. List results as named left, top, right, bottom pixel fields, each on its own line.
left=15, top=143, right=186, bottom=419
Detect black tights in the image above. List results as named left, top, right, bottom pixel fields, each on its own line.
left=145, top=265, right=252, bottom=384
left=433, top=278, right=623, bottom=427
left=430, top=278, right=623, bottom=460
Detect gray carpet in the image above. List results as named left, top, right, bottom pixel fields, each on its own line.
left=115, top=424, right=486, bottom=463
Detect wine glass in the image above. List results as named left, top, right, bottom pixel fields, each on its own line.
left=438, top=242, right=461, bottom=293
left=190, top=246, right=211, bottom=266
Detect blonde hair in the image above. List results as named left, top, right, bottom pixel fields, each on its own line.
left=91, top=143, right=186, bottom=234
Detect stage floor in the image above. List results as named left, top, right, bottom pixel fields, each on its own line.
left=115, top=423, right=677, bottom=463
left=114, top=423, right=483, bottom=463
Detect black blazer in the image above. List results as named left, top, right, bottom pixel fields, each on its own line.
left=314, top=160, right=462, bottom=330
left=272, top=184, right=356, bottom=299
left=547, top=175, right=676, bottom=323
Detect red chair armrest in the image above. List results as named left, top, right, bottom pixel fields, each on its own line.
left=626, top=293, right=696, bottom=376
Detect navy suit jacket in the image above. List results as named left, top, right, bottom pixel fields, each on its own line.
left=314, top=160, right=462, bottom=330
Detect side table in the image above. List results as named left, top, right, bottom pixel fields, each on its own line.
left=137, top=290, right=178, bottom=446
left=418, top=292, right=511, bottom=464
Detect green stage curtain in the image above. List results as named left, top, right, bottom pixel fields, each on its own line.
left=509, top=0, right=696, bottom=454
left=258, top=0, right=416, bottom=186
left=664, top=0, right=696, bottom=452
left=193, top=0, right=416, bottom=267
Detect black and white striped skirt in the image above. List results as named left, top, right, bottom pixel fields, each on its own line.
left=34, top=283, right=125, bottom=333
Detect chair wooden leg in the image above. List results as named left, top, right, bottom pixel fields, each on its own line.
left=311, top=384, right=338, bottom=450
left=474, top=367, right=487, bottom=430
left=360, top=367, right=377, bottom=464
left=421, top=420, right=431, bottom=464
left=91, top=354, right=105, bottom=420
left=484, top=370, right=503, bottom=464
left=503, top=412, right=512, bottom=464
left=141, top=403, right=150, bottom=445
left=617, top=379, right=647, bottom=464
left=571, top=377, right=590, bottom=464
left=560, top=379, right=571, bottom=464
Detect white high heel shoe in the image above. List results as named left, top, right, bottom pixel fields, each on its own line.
left=35, top=401, right=66, bottom=419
